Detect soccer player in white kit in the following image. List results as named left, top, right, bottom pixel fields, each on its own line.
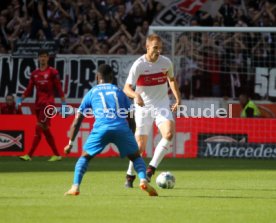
left=124, top=34, right=181, bottom=187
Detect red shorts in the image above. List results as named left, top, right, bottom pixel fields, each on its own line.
left=35, top=106, right=51, bottom=126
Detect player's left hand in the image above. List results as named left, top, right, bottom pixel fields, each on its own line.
left=16, top=97, right=23, bottom=109
left=64, top=144, right=73, bottom=154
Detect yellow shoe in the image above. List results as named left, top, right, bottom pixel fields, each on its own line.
left=140, top=180, right=158, bottom=196
left=19, top=155, right=32, bottom=161
left=64, top=186, right=80, bottom=196
left=48, top=156, right=62, bottom=162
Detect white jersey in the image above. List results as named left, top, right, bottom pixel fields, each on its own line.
left=126, top=55, right=174, bottom=108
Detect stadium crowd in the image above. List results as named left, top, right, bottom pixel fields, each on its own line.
left=0, top=0, right=276, bottom=99
left=174, top=0, right=276, bottom=99
left=0, top=0, right=163, bottom=54
left=0, top=0, right=275, bottom=55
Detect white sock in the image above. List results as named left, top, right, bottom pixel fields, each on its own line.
left=149, top=138, right=171, bottom=168
left=126, top=161, right=135, bottom=176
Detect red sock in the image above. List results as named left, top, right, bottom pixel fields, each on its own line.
left=28, top=125, right=42, bottom=157
left=43, top=128, right=60, bottom=156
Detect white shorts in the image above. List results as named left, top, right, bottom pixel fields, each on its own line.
left=134, top=105, right=174, bottom=135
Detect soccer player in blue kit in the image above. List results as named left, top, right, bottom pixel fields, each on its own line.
left=64, top=64, right=158, bottom=196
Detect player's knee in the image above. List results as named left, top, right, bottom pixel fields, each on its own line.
left=38, top=122, right=48, bottom=130
left=81, top=151, right=93, bottom=161
left=137, top=142, right=146, bottom=152
left=135, top=135, right=148, bottom=152
left=34, top=124, right=42, bottom=137
left=128, top=151, right=140, bottom=162
left=35, top=133, right=42, bottom=139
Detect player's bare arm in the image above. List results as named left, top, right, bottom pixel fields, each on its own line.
left=64, top=112, right=85, bottom=154
left=123, top=83, right=145, bottom=107
left=168, top=76, right=181, bottom=112
left=38, top=1, right=48, bottom=28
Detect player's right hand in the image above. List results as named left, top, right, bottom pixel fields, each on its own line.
left=64, top=144, right=73, bottom=154
left=134, top=94, right=145, bottom=107
left=16, top=97, right=22, bottom=109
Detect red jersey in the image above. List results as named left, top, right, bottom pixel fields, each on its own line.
left=0, top=103, right=22, bottom=114
left=23, top=66, right=65, bottom=107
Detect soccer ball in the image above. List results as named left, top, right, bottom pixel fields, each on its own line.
left=156, top=171, right=175, bottom=189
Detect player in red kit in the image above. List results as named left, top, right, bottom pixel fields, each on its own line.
left=17, top=49, right=66, bottom=161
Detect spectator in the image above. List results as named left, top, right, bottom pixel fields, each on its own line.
left=50, top=0, right=76, bottom=33
left=218, top=0, right=238, bottom=26
left=29, top=0, right=53, bottom=40
left=96, top=41, right=110, bottom=54
left=195, top=11, right=214, bottom=26
left=113, top=3, right=128, bottom=25
left=239, top=94, right=261, bottom=117
left=86, top=7, right=102, bottom=33
left=0, top=14, right=10, bottom=51
left=145, top=0, right=164, bottom=24
left=251, top=37, right=270, bottom=67
left=94, top=18, right=110, bottom=42
left=198, top=34, right=222, bottom=97
left=58, top=33, right=71, bottom=54
left=0, top=95, right=22, bottom=114
left=123, top=1, right=146, bottom=35
left=71, top=14, right=93, bottom=36
left=79, top=34, right=98, bottom=54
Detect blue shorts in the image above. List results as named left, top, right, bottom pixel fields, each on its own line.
left=83, top=127, right=138, bottom=158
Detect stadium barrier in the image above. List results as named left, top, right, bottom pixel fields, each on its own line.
left=1, top=115, right=276, bottom=159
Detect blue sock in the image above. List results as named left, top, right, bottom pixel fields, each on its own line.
left=73, top=156, right=89, bottom=185
left=133, top=157, right=147, bottom=180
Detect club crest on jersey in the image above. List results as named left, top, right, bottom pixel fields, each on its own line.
left=44, top=74, right=49, bottom=79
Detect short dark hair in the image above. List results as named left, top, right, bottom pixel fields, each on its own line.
left=38, top=49, right=49, bottom=56
left=97, top=64, right=113, bottom=81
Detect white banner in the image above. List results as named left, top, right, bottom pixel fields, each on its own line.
left=0, top=55, right=139, bottom=102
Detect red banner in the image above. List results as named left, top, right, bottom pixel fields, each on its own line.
left=1, top=115, right=276, bottom=158
left=152, top=117, right=276, bottom=158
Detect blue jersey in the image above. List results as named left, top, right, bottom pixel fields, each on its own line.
left=78, top=83, right=131, bottom=129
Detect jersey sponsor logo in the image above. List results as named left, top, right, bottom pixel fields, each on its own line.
left=137, top=72, right=167, bottom=86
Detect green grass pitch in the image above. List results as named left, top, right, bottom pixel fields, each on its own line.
left=0, top=157, right=276, bottom=223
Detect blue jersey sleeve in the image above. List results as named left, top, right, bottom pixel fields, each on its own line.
left=78, top=91, right=93, bottom=114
